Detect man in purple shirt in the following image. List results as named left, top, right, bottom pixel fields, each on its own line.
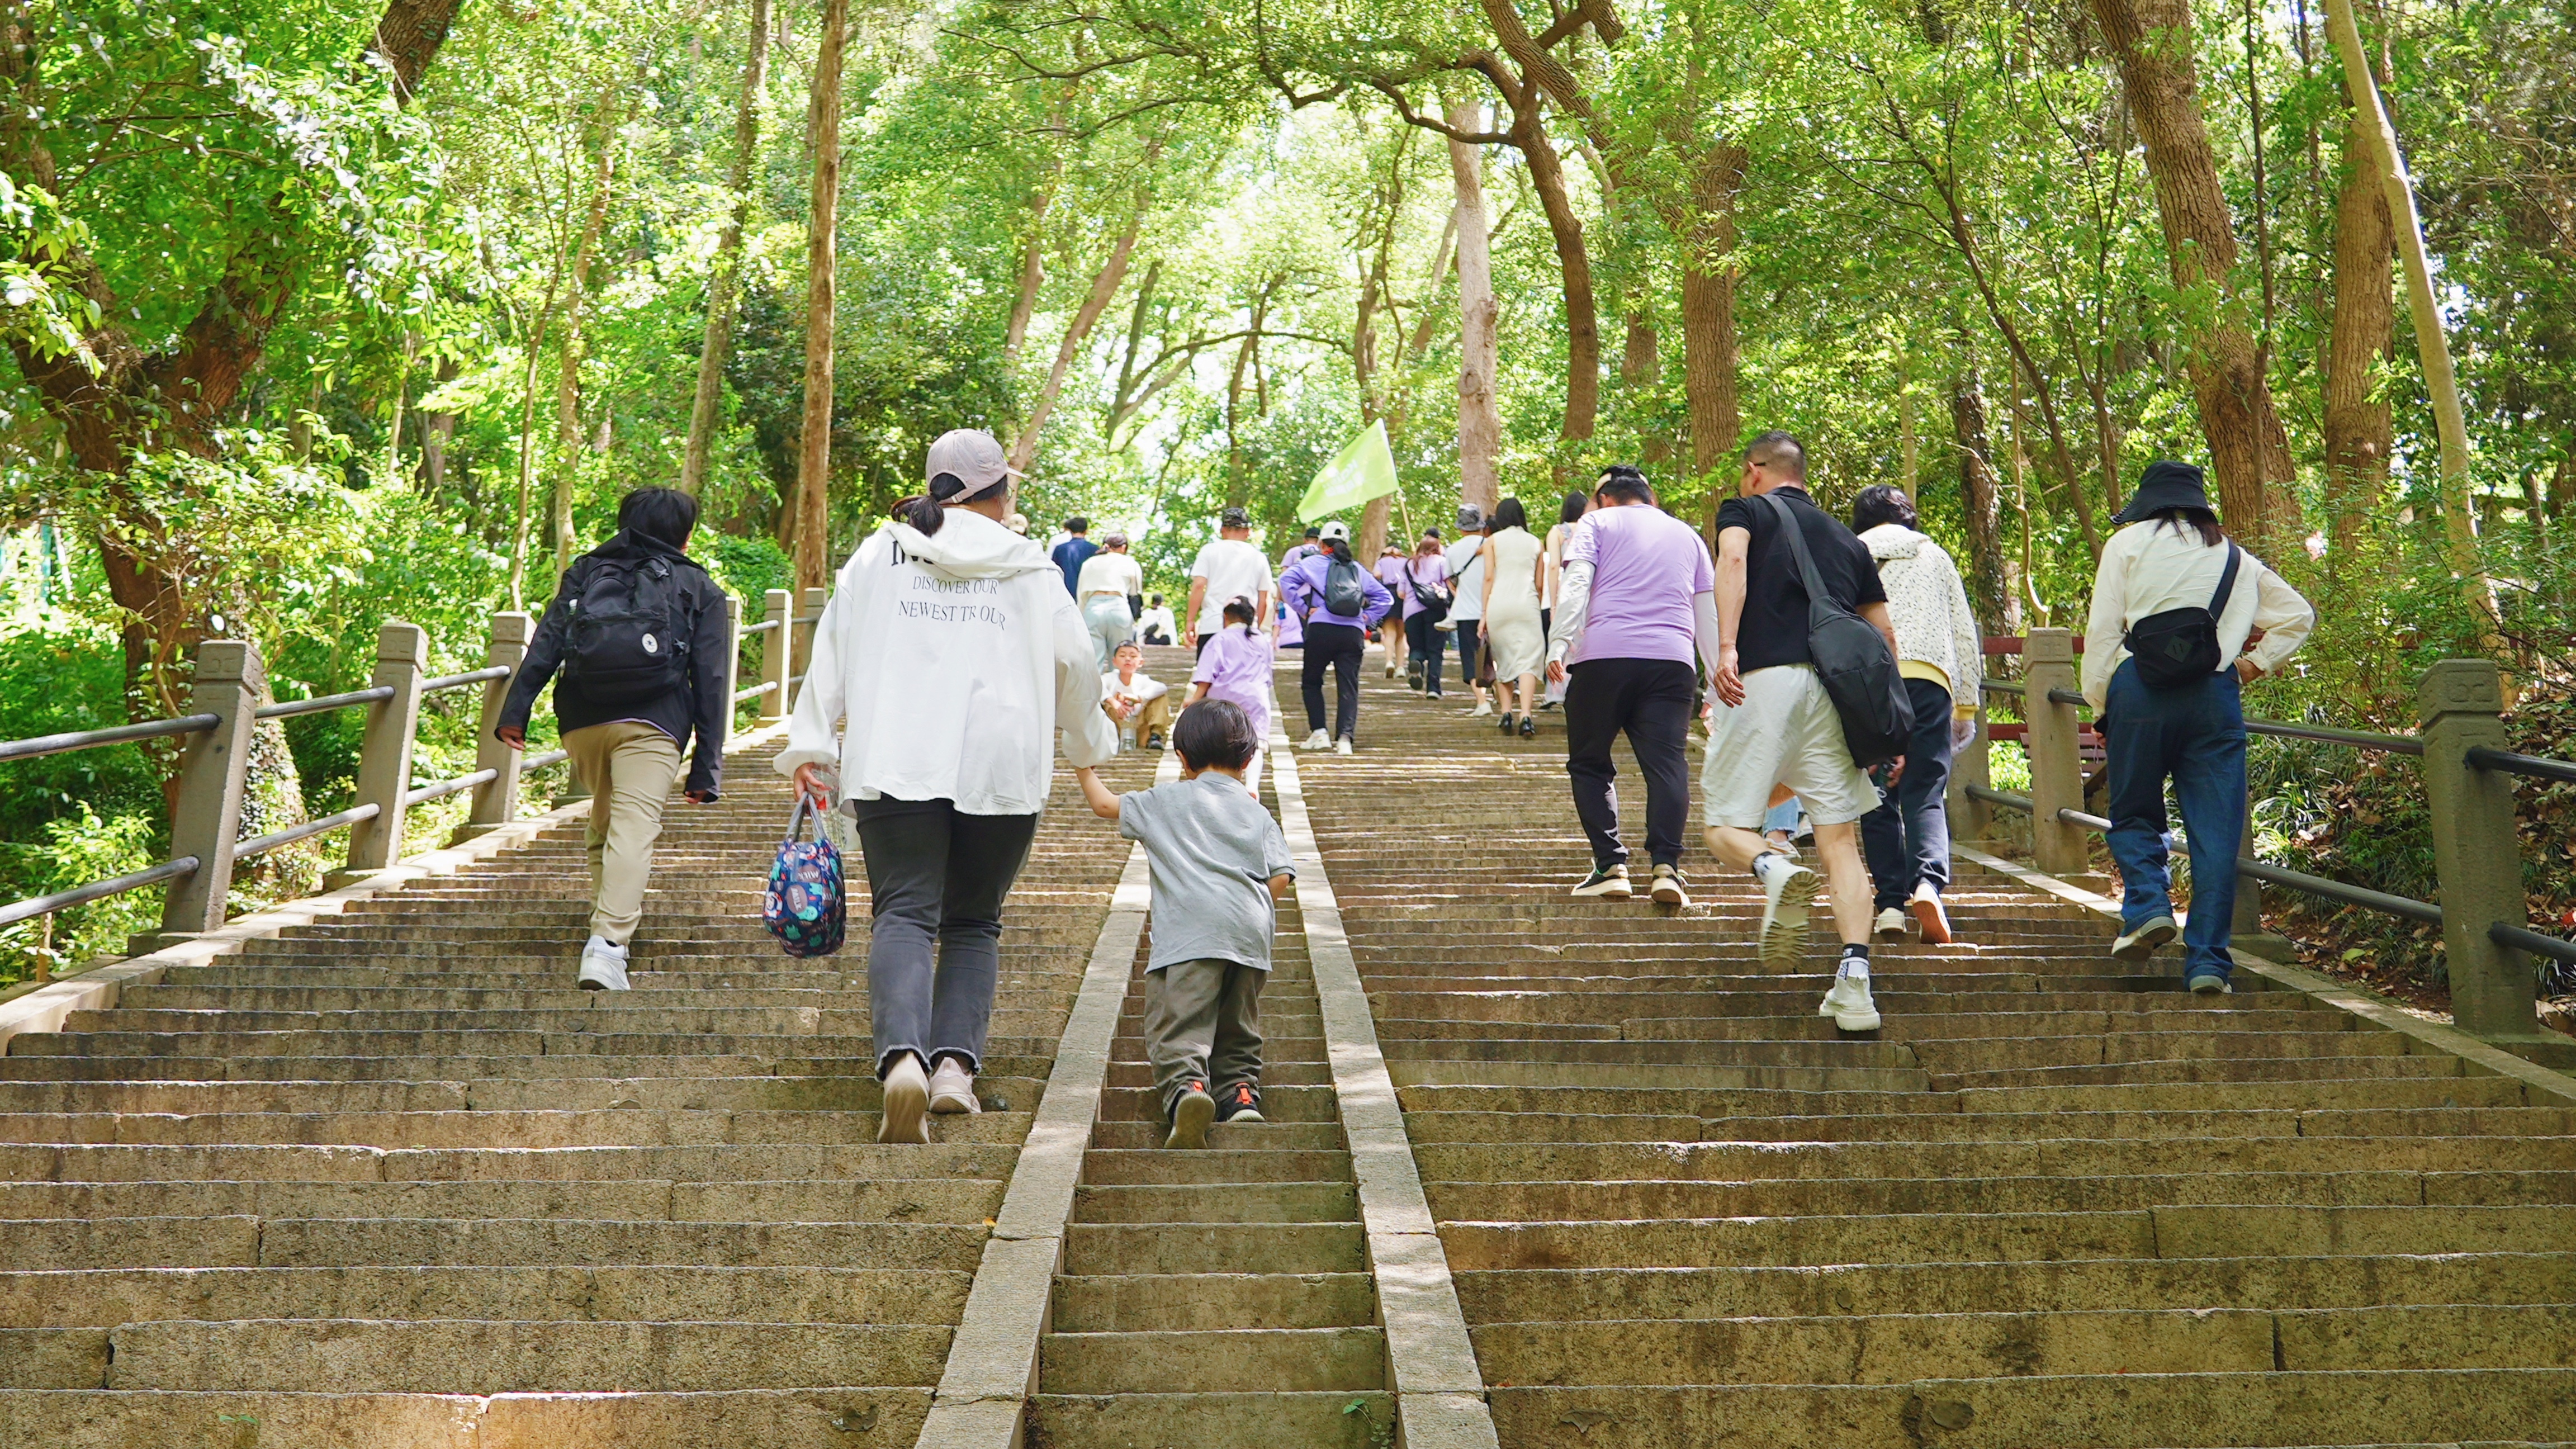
left=1545, top=465, right=1725, bottom=905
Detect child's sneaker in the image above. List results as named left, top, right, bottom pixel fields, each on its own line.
left=1214, top=1082, right=1264, bottom=1124
left=1166, top=1081, right=1215, bottom=1149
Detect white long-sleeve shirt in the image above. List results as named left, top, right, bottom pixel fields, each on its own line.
left=776, top=509, right=1116, bottom=815
left=2081, top=520, right=2315, bottom=711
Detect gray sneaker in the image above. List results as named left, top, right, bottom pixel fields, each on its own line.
left=2112, top=915, right=2180, bottom=961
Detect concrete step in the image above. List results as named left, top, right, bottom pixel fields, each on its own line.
left=1027, top=1390, right=1394, bottom=1446
left=0, top=1176, right=1009, bottom=1223
left=0, top=1386, right=935, bottom=1447
left=12, top=1215, right=989, bottom=1270
left=1038, top=1327, right=1386, bottom=1394
left=0, top=1265, right=972, bottom=1328
left=1070, top=1181, right=1360, bottom=1224
left=1048, top=1273, right=1376, bottom=1333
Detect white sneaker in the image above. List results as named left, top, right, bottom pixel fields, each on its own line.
left=1571, top=864, right=1632, bottom=899
left=1819, top=962, right=1883, bottom=1031
left=1300, top=729, right=1332, bottom=751
left=1384, top=661, right=1399, bottom=678
left=927, top=1057, right=981, bottom=1114
left=1873, top=907, right=1908, bottom=941
left=577, top=936, right=629, bottom=992
left=1754, top=855, right=1821, bottom=966
left=1334, top=736, right=1353, bottom=755
left=878, top=1054, right=931, bottom=1144
left=2111, top=915, right=2179, bottom=962
left=1469, top=700, right=1494, bottom=717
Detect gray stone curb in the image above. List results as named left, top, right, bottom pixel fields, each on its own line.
left=1272, top=746, right=1503, bottom=1448
left=914, top=752, right=1175, bottom=1448
left=1955, top=841, right=2576, bottom=1106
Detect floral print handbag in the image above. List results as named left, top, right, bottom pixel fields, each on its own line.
left=763, top=793, right=846, bottom=957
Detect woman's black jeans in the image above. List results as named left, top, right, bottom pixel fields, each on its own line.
left=849, top=795, right=1039, bottom=1078
left=1302, top=622, right=1366, bottom=741
left=1404, top=612, right=1448, bottom=693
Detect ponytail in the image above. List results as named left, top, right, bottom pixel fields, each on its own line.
left=1223, top=596, right=1257, bottom=637
left=892, top=495, right=946, bottom=536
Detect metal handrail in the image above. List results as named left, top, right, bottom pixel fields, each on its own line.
left=423, top=665, right=510, bottom=693
left=2468, top=746, right=2576, bottom=785
left=787, top=674, right=807, bottom=690
left=733, top=681, right=778, bottom=703
left=2248, top=719, right=2423, bottom=755
left=256, top=685, right=394, bottom=721
left=404, top=768, right=498, bottom=807
left=1966, top=784, right=2031, bottom=812
left=0, top=856, right=201, bottom=932
left=2058, top=806, right=2112, bottom=831
left=2238, top=858, right=2444, bottom=927
left=519, top=749, right=569, bottom=774
left=793, top=613, right=822, bottom=626
left=2046, top=686, right=2089, bottom=709
left=234, top=803, right=380, bottom=861
left=743, top=618, right=782, bottom=635
left=2492, top=922, right=2576, bottom=964
left=1980, top=681, right=2025, bottom=698
left=0, top=713, right=219, bottom=765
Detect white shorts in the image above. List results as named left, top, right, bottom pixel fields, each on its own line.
left=1701, top=664, right=1879, bottom=829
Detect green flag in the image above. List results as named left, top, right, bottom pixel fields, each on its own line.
left=1296, top=420, right=1399, bottom=522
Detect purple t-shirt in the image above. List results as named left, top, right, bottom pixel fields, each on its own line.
left=1191, top=626, right=1274, bottom=742
left=1398, top=555, right=1447, bottom=619
left=1562, top=504, right=1715, bottom=667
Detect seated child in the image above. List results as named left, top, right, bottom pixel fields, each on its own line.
left=1101, top=641, right=1171, bottom=751
left=1076, top=699, right=1294, bottom=1148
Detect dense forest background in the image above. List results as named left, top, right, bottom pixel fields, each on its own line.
left=1, top=0, right=2571, bottom=996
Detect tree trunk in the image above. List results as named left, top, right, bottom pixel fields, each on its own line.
left=1502, top=88, right=1597, bottom=442
left=1950, top=370, right=2015, bottom=633
left=2322, top=108, right=2394, bottom=556
left=421, top=358, right=458, bottom=494
left=1679, top=143, right=1746, bottom=493
left=1447, top=103, right=1503, bottom=514
left=789, top=0, right=846, bottom=594
left=2323, top=0, right=2494, bottom=623
left=1008, top=177, right=1149, bottom=475
left=1358, top=493, right=1393, bottom=570
left=679, top=0, right=773, bottom=498
left=2089, top=0, right=2296, bottom=545
left=1002, top=91, right=1072, bottom=371
left=552, top=130, right=617, bottom=586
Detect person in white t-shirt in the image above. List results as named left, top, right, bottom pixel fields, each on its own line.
left=1074, top=532, right=1145, bottom=667
left=1100, top=641, right=1172, bottom=750
left=1446, top=504, right=1493, bottom=715
left=1186, top=505, right=1273, bottom=655
left=1137, top=593, right=1178, bottom=646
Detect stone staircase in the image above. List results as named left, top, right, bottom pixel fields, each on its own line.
left=1296, top=674, right=2576, bottom=1447
left=0, top=732, right=1163, bottom=1447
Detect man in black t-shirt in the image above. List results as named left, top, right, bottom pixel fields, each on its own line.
left=1703, top=432, right=1902, bottom=1033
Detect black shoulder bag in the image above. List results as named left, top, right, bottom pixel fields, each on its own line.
left=2125, top=542, right=2242, bottom=690
left=1762, top=493, right=1915, bottom=768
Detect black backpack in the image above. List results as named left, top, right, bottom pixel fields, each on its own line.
left=2127, top=542, right=2241, bottom=689
left=561, top=551, right=698, bottom=706
left=1763, top=493, right=1915, bottom=768
left=1408, top=562, right=1452, bottom=624
left=1323, top=555, right=1368, bottom=617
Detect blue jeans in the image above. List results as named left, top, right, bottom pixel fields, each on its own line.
left=2104, top=659, right=2246, bottom=982
left=1763, top=797, right=1802, bottom=836
left=1860, top=677, right=1957, bottom=910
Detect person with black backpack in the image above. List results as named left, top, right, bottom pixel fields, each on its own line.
left=2081, top=461, right=2314, bottom=994
left=1279, top=519, right=1394, bottom=755
left=1703, top=433, right=1902, bottom=1030
left=498, top=487, right=730, bottom=993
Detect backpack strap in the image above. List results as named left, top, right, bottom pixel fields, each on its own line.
left=1761, top=493, right=1844, bottom=617
left=2208, top=541, right=2243, bottom=619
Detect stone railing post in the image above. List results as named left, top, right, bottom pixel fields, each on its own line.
left=2022, top=628, right=2089, bottom=876
left=1949, top=698, right=1993, bottom=842
left=791, top=585, right=826, bottom=689
left=2418, top=659, right=2541, bottom=1042
left=157, top=640, right=264, bottom=937
left=335, top=621, right=428, bottom=883
left=719, top=593, right=742, bottom=747
left=760, top=588, right=792, bottom=723
left=2231, top=778, right=2296, bottom=962
left=454, top=610, right=531, bottom=844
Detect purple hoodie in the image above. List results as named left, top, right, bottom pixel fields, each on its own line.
left=1280, top=550, right=1394, bottom=631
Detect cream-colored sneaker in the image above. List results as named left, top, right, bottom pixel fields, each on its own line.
left=878, top=1055, right=931, bottom=1144
left=927, top=1057, right=981, bottom=1115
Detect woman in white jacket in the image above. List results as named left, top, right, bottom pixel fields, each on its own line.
left=2081, top=460, right=2313, bottom=994
left=777, top=429, right=1117, bottom=1143
left=1850, top=486, right=1984, bottom=946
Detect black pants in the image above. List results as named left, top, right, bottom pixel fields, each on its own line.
left=1860, top=677, right=1958, bottom=909
left=1454, top=618, right=1484, bottom=690
left=1404, top=613, right=1448, bottom=693
left=1563, top=657, right=1696, bottom=871
left=849, top=796, right=1039, bottom=1078
left=1301, top=622, right=1366, bottom=741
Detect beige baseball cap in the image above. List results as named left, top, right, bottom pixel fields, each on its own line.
left=924, top=429, right=1023, bottom=502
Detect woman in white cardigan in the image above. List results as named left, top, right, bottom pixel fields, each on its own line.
left=2081, top=460, right=2313, bottom=993
left=1850, top=486, right=1985, bottom=945
left=777, top=429, right=1116, bottom=1143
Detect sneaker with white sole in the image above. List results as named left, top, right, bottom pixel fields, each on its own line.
left=1649, top=864, right=1689, bottom=907
left=1334, top=736, right=1353, bottom=755
left=1214, top=1082, right=1264, bottom=1124
left=1755, top=855, right=1821, bottom=965
left=2111, top=915, right=2179, bottom=961
left=1910, top=886, right=1955, bottom=946
left=1571, top=864, right=1632, bottom=899
left=2187, top=972, right=2233, bottom=995
left=878, top=1054, right=931, bottom=1144
left=1166, top=1081, right=1215, bottom=1149
left=927, top=1057, right=981, bottom=1114
left=1873, top=907, right=1907, bottom=941
left=1300, top=729, right=1331, bottom=751
left=576, top=936, right=630, bottom=992
left=1470, top=700, right=1494, bottom=717
left=1819, top=963, right=1883, bottom=1031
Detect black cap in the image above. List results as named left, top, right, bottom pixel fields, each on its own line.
left=2112, top=460, right=2213, bottom=525
left=1220, top=506, right=1251, bottom=529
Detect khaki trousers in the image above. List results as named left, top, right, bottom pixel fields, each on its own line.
left=1144, top=958, right=1266, bottom=1112
left=564, top=721, right=683, bottom=945
left=1119, top=691, right=1172, bottom=748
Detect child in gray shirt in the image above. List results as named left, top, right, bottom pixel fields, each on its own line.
left=1077, top=699, right=1294, bottom=1148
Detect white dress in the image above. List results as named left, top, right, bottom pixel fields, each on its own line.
left=1482, top=526, right=1546, bottom=679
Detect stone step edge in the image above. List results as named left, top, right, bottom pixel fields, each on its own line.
left=1952, top=843, right=2576, bottom=1109
left=911, top=751, right=1177, bottom=1447
left=1271, top=745, right=1504, bottom=1449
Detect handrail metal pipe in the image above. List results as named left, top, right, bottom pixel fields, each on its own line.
left=423, top=665, right=512, bottom=694
left=2490, top=921, right=2576, bottom=964
left=742, top=619, right=782, bottom=635
left=233, top=804, right=381, bottom=861
left=404, top=768, right=499, bottom=807
left=2466, top=746, right=2576, bottom=785
left=787, top=674, right=807, bottom=690
left=1966, top=784, right=2032, bottom=812
left=2057, top=807, right=2112, bottom=831
left=793, top=613, right=822, bottom=627
left=0, top=856, right=201, bottom=931
left=1980, top=681, right=2026, bottom=697
left=2235, top=858, right=2444, bottom=926
left=2046, top=686, right=2090, bottom=709
left=2246, top=719, right=2425, bottom=755
left=518, top=749, right=570, bottom=774
left=733, top=681, right=779, bottom=703
left=255, top=685, right=395, bottom=721
left=0, top=713, right=220, bottom=765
